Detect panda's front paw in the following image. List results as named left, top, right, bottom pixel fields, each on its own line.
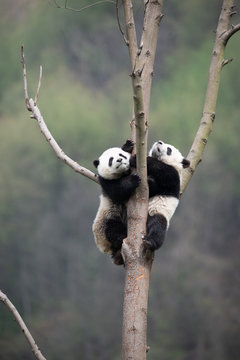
left=130, top=154, right=137, bottom=168
left=122, top=139, right=135, bottom=154
left=130, top=174, right=141, bottom=188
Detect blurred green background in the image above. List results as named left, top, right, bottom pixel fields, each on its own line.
left=0, top=1, right=239, bottom=359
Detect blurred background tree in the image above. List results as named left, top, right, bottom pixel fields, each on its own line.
left=0, top=1, right=239, bottom=359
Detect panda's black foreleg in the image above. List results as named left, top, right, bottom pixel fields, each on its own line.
left=105, top=217, right=127, bottom=265
left=144, top=214, right=168, bottom=251
left=121, top=139, right=134, bottom=153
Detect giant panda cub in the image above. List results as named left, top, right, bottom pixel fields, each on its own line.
left=142, top=140, right=190, bottom=250
left=92, top=139, right=190, bottom=264
left=92, top=140, right=140, bottom=265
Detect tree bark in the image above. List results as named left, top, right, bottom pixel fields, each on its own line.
left=121, top=1, right=163, bottom=359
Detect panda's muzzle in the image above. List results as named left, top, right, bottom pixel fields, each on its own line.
left=116, top=158, right=123, bottom=168
left=116, top=158, right=129, bottom=170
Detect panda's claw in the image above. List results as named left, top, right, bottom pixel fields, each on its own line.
left=142, top=236, right=156, bottom=251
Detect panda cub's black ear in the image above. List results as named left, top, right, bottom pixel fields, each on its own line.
left=182, top=159, right=190, bottom=168
left=93, top=160, right=99, bottom=168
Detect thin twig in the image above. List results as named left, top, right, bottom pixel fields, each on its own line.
left=21, top=47, right=98, bottom=184
left=54, top=0, right=114, bottom=12
left=116, top=0, right=129, bottom=46
left=21, top=45, right=31, bottom=111
left=34, top=65, right=42, bottom=105
left=0, top=290, right=47, bottom=360
left=222, top=57, right=233, bottom=67
left=28, top=99, right=98, bottom=183
left=222, top=23, right=240, bottom=43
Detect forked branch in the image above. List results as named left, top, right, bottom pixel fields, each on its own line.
left=21, top=46, right=98, bottom=183
left=0, top=290, right=47, bottom=360
left=53, top=0, right=114, bottom=12
left=222, top=23, right=240, bottom=42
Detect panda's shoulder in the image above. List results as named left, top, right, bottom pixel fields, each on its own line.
left=147, top=156, right=178, bottom=173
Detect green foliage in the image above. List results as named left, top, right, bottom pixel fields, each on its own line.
left=0, top=1, right=240, bottom=359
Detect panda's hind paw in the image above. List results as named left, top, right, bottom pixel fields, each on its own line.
left=142, top=236, right=155, bottom=261
left=142, top=236, right=156, bottom=251
left=112, top=250, right=124, bottom=266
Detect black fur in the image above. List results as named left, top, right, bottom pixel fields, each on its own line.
left=182, top=158, right=190, bottom=168
left=95, top=140, right=139, bottom=264
left=101, top=152, right=180, bottom=256
left=95, top=140, right=182, bottom=262
left=98, top=172, right=141, bottom=204
left=121, top=139, right=134, bottom=153
left=105, top=215, right=127, bottom=265
left=144, top=214, right=168, bottom=251
left=130, top=155, right=180, bottom=198
left=130, top=153, right=181, bottom=250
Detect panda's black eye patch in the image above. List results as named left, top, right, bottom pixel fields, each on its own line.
left=119, top=153, right=127, bottom=159
left=167, top=147, right=172, bottom=155
left=108, top=157, right=114, bottom=167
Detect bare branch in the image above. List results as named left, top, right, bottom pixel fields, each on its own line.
left=116, top=0, right=129, bottom=46
left=21, top=47, right=98, bottom=184
left=34, top=65, right=42, bottom=105
left=28, top=99, right=98, bottom=183
left=122, top=0, right=139, bottom=70
left=54, top=0, right=114, bottom=12
left=181, top=0, right=240, bottom=194
left=138, top=0, right=164, bottom=115
left=21, top=45, right=31, bottom=111
left=0, top=290, right=47, bottom=360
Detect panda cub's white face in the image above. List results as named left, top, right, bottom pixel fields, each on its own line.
left=96, top=147, right=131, bottom=180
left=149, top=140, right=190, bottom=172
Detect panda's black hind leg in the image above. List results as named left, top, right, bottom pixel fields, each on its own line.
left=144, top=214, right=168, bottom=251
left=105, top=217, right=127, bottom=265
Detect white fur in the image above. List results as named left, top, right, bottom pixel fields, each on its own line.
left=148, top=196, right=179, bottom=228
left=97, top=147, right=131, bottom=180
left=149, top=141, right=185, bottom=174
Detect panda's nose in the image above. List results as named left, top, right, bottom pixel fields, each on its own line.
left=117, top=158, right=122, bottom=163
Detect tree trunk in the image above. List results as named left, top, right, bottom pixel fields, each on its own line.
left=121, top=1, right=163, bottom=359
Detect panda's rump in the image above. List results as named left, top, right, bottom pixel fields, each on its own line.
left=148, top=195, right=179, bottom=227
